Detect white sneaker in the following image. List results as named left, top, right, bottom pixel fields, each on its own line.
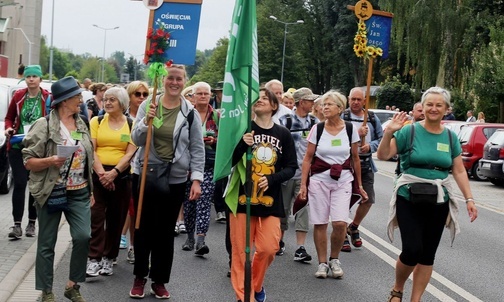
left=127, top=247, right=135, bottom=264
left=329, top=258, right=344, bottom=278
left=315, top=263, right=329, bottom=279
left=215, top=211, right=226, bottom=223
left=100, top=257, right=114, bottom=276
left=86, top=259, right=102, bottom=277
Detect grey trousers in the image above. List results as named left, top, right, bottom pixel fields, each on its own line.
left=35, top=187, right=91, bottom=291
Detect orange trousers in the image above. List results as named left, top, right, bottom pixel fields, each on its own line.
left=229, top=213, right=280, bottom=301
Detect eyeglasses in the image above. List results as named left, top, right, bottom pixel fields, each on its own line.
left=185, top=93, right=193, bottom=98
left=134, top=91, right=149, bottom=98
left=103, top=97, right=118, bottom=103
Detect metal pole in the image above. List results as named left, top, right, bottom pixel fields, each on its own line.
left=280, top=23, right=287, bottom=84
left=101, top=30, right=106, bottom=82
left=49, top=0, right=55, bottom=81
left=28, top=42, right=31, bottom=65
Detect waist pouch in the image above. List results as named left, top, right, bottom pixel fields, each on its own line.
left=409, top=183, right=438, bottom=204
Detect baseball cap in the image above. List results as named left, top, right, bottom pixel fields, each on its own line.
left=293, top=87, right=318, bottom=103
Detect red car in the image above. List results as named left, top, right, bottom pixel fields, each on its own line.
left=458, top=123, right=504, bottom=180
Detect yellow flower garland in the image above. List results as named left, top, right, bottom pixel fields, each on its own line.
left=354, top=20, right=382, bottom=59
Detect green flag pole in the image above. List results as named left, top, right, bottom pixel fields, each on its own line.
left=244, top=65, right=253, bottom=302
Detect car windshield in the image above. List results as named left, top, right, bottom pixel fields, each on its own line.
left=458, top=126, right=474, bottom=144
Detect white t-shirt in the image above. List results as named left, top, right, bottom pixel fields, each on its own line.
left=307, top=123, right=360, bottom=183
left=272, top=103, right=292, bottom=125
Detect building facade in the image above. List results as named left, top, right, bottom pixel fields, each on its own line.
left=0, top=0, right=43, bottom=77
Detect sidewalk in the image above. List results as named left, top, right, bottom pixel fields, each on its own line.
left=0, top=194, right=71, bottom=302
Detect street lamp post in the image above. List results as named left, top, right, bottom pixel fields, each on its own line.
left=10, top=27, right=34, bottom=65
left=269, top=16, right=304, bottom=84
left=93, top=24, right=119, bottom=82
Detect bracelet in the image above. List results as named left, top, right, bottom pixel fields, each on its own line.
left=113, top=167, right=121, bottom=175
left=465, top=198, right=475, bottom=203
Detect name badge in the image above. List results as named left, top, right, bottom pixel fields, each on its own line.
left=331, top=139, right=342, bottom=147
left=70, top=131, right=83, bottom=141
left=437, top=143, right=449, bottom=152
left=120, top=134, right=130, bottom=142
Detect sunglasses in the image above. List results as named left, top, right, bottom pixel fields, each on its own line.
left=134, top=91, right=149, bottom=98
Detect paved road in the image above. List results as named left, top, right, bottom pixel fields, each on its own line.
left=1, top=158, right=503, bottom=301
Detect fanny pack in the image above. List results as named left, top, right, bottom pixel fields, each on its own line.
left=409, top=183, right=438, bottom=204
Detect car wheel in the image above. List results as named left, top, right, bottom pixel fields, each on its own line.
left=0, top=164, right=12, bottom=194
left=471, top=160, right=487, bottom=181
left=489, top=178, right=504, bottom=187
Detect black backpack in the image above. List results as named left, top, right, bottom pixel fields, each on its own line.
left=342, top=109, right=378, bottom=138
left=284, top=114, right=317, bottom=132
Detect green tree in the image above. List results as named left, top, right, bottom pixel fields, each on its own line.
left=79, top=58, right=102, bottom=82
left=376, top=76, right=413, bottom=111
left=189, top=38, right=228, bottom=86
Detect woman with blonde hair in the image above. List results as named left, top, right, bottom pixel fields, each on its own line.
left=299, top=90, right=367, bottom=279
left=310, top=96, right=325, bottom=122
left=281, top=92, right=295, bottom=110
left=476, top=111, right=485, bottom=123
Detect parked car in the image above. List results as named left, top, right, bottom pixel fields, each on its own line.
left=0, top=78, right=53, bottom=194
left=479, top=129, right=504, bottom=186
left=441, top=120, right=467, bottom=137
left=458, top=123, right=504, bottom=181
left=368, top=109, right=396, bottom=125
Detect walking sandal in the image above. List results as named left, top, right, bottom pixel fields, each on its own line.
left=388, top=289, right=403, bottom=302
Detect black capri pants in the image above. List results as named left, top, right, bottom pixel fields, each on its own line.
left=396, top=194, right=449, bottom=266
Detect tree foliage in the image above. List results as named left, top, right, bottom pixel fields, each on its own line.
left=376, top=75, right=413, bottom=111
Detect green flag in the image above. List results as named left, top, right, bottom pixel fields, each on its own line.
left=213, top=0, right=259, bottom=213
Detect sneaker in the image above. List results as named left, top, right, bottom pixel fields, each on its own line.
left=100, top=257, right=113, bottom=276
left=150, top=283, right=170, bottom=299
left=86, top=259, right=101, bottom=277
left=174, top=224, right=180, bottom=237
left=112, top=258, right=117, bottom=265
left=127, top=247, right=135, bottom=264
left=195, top=242, right=209, bottom=256
left=120, top=235, right=127, bottom=249
left=329, top=258, right=344, bottom=278
left=348, top=225, right=362, bottom=248
left=8, top=225, right=22, bottom=239
left=182, top=238, right=195, bottom=251
left=341, top=235, right=352, bottom=252
left=129, top=277, right=147, bottom=299
left=275, top=240, right=285, bottom=256
left=315, top=263, right=329, bottom=279
left=178, top=223, right=187, bottom=234
left=293, top=246, right=312, bottom=262
left=41, top=291, right=55, bottom=302
left=64, top=284, right=85, bottom=302
left=215, top=211, right=226, bottom=223
left=25, top=223, right=36, bottom=237
left=254, top=287, right=266, bottom=302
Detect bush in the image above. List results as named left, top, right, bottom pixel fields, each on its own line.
left=376, top=76, right=414, bottom=111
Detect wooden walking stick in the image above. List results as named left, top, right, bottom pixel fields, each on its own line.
left=135, top=21, right=172, bottom=229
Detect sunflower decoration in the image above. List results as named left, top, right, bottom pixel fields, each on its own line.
left=144, top=19, right=173, bottom=80
left=353, top=20, right=382, bottom=59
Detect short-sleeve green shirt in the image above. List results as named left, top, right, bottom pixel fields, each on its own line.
left=394, top=123, right=461, bottom=201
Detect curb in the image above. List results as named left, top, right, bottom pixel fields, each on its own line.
left=0, top=220, right=71, bottom=302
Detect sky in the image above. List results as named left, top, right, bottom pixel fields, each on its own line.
left=41, top=0, right=235, bottom=61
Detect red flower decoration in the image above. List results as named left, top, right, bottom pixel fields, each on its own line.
left=144, top=20, right=172, bottom=64
left=165, top=60, right=173, bottom=68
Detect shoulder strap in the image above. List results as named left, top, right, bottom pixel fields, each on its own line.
left=285, top=115, right=293, bottom=130
left=315, top=121, right=324, bottom=153
left=212, top=110, right=219, bottom=128
left=309, top=115, right=316, bottom=128
left=342, top=109, right=351, bottom=121
left=126, top=116, right=133, bottom=132
left=98, top=115, right=104, bottom=125
left=345, top=121, right=353, bottom=145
